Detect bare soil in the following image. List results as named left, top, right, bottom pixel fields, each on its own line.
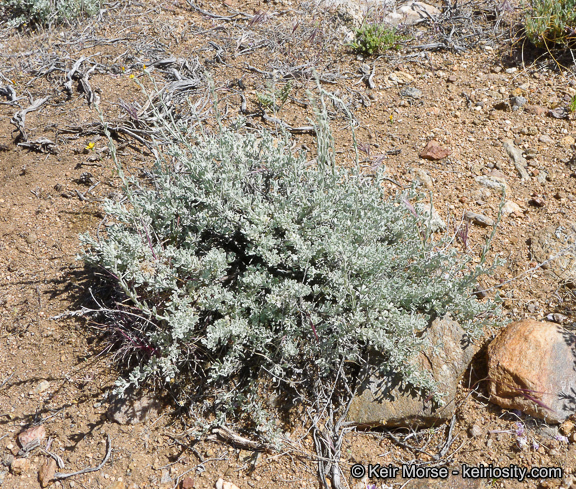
left=1, top=1, right=576, bottom=488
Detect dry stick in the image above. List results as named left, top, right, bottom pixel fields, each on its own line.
left=0, top=372, right=14, bottom=389
left=261, top=111, right=315, bottom=134
left=64, top=57, right=87, bottom=96
left=210, top=426, right=274, bottom=453
left=0, top=85, right=17, bottom=102
left=75, top=181, right=101, bottom=202
left=10, top=96, right=50, bottom=141
left=17, top=137, right=58, bottom=154
left=79, top=64, right=99, bottom=106
left=40, top=448, right=65, bottom=469
left=54, top=435, right=112, bottom=480
left=166, top=435, right=205, bottom=463
left=186, top=0, right=243, bottom=21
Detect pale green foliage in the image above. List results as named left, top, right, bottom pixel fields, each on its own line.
left=524, top=0, right=576, bottom=48
left=350, top=24, right=403, bottom=56
left=2, top=0, right=101, bottom=27
left=570, top=95, right=576, bottom=113
left=82, top=110, right=497, bottom=427
left=256, top=80, right=293, bottom=112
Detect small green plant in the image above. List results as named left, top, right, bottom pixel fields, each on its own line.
left=2, top=0, right=101, bottom=28
left=82, top=95, right=498, bottom=435
left=256, top=80, right=293, bottom=112
left=569, top=94, right=576, bottom=113
left=524, top=0, right=576, bottom=48
left=350, top=24, right=403, bottom=56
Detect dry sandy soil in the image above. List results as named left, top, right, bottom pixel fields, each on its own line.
left=1, top=1, right=576, bottom=488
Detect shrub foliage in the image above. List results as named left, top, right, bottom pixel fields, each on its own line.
left=350, top=24, right=403, bottom=56
left=2, top=0, right=101, bottom=27
left=524, top=0, right=576, bottom=48
left=82, top=114, right=497, bottom=427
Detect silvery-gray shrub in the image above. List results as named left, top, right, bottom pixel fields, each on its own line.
left=3, top=0, right=101, bottom=27
left=81, top=118, right=497, bottom=426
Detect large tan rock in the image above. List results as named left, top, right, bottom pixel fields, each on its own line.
left=487, top=320, right=576, bottom=423
left=348, top=315, right=477, bottom=427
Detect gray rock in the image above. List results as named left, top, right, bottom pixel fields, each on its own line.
left=416, top=203, right=446, bottom=232
left=464, top=211, right=495, bottom=227
left=475, top=175, right=509, bottom=194
left=546, top=313, right=569, bottom=324
left=537, top=424, right=559, bottom=440
left=328, top=0, right=364, bottom=27
left=530, top=225, right=576, bottom=287
left=2, top=455, right=13, bottom=468
left=411, top=168, right=433, bottom=190
left=347, top=315, right=477, bottom=427
left=400, top=86, right=423, bottom=99
left=383, top=1, right=441, bottom=26
left=160, top=470, right=172, bottom=484
left=520, top=126, right=538, bottom=136
left=107, top=394, right=162, bottom=425
left=468, top=424, right=483, bottom=438
left=34, top=380, right=50, bottom=394
left=548, top=107, right=569, bottom=119
left=537, top=170, right=548, bottom=184
left=501, top=200, right=522, bottom=216
left=539, top=134, right=554, bottom=144
left=503, top=139, right=530, bottom=180
left=487, top=320, right=576, bottom=424
left=511, top=96, right=527, bottom=108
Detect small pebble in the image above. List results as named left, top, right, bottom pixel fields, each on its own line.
left=469, top=424, right=483, bottom=437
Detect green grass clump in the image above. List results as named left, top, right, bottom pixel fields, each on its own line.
left=350, top=24, right=403, bottom=56
left=2, top=0, right=101, bottom=28
left=570, top=95, right=576, bottom=113
left=524, top=0, right=576, bottom=48
left=81, top=103, right=497, bottom=432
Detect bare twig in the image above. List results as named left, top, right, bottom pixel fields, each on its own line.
left=64, top=57, right=87, bottom=97
left=0, top=372, right=15, bottom=389
left=262, top=111, right=315, bottom=134
left=18, top=137, right=58, bottom=154
left=10, top=96, right=50, bottom=141
left=54, top=435, right=112, bottom=480
left=186, top=0, right=249, bottom=21
left=210, top=426, right=274, bottom=453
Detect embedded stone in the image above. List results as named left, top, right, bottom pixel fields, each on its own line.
left=464, top=211, right=494, bottom=227
left=107, top=394, right=162, bottom=425
left=18, top=425, right=46, bottom=448
left=487, top=320, right=576, bottom=423
left=38, top=458, right=57, bottom=488
left=419, top=140, right=451, bottom=160
left=348, top=316, right=477, bottom=427
left=530, top=225, right=576, bottom=287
